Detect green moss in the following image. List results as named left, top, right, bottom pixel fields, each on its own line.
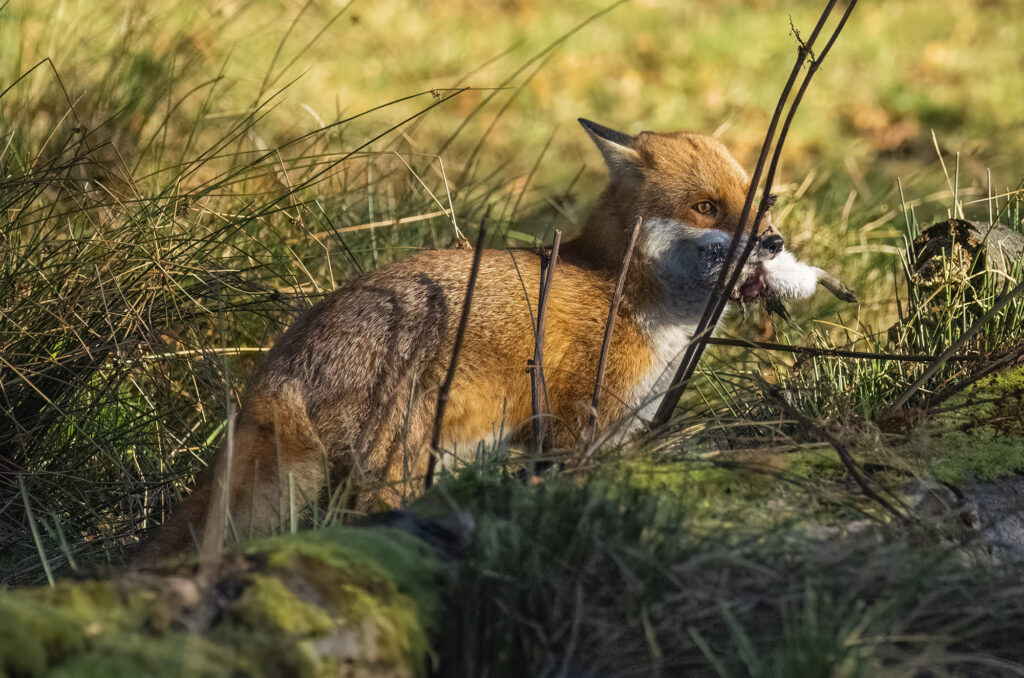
left=599, top=451, right=861, bottom=533
left=35, top=581, right=139, bottom=631
left=913, top=426, right=1024, bottom=485
left=240, top=528, right=439, bottom=674
left=48, top=634, right=242, bottom=678
left=0, top=526, right=441, bottom=678
left=244, top=528, right=437, bottom=606
left=228, top=574, right=335, bottom=635
left=0, top=594, right=85, bottom=677
left=432, top=447, right=868, bottom=538
left=786, top=449, right=846, bottom=480
left=904, top=366, right=1024, bottom=484
left=0, top=583, right=244, bottom=678
left=940, top=366, right=1024, bottom=435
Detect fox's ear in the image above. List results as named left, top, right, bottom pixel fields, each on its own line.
left=578, top=118, right=641, bottom=184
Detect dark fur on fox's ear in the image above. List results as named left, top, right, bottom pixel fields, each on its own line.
left=579, top=118, right=641, bottom=184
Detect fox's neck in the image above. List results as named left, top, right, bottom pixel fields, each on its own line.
left=561, top=184, right=636, bottom=271
left=563, top=184, right=716, bottom=333
left=562, top=184, right=730, bottom=423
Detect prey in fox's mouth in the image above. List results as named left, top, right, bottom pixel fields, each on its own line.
left=731, top=247, right=858, bottom=319
left=731, top=264, right=768, bottom=300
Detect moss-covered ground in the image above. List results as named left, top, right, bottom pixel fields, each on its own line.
left=5, top=389, right=1024, bottom=677
left=0, top=528, right=439, bottom=678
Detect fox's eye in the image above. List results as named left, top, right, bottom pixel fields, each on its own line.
left=693, top=200, right=716, bottom=215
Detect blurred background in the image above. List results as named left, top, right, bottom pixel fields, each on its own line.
left=5, top=0, right=1022, bottom=312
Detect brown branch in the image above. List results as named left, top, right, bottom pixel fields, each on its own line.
left=704, top=336, right=990, bottom=364
left=651, top=0, right=856, bottom=429
left=530, top=230, right=562, bottom=464
left=926, top=343, right=1024, bottom=408
left=760, top=379, right=905, bottom=520
left=580, top=216, right=643, bottom=458
left=424, top=218, right=489, bottom=490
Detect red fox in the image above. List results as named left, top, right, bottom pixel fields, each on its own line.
left=140, top=119, right=849, bottom=560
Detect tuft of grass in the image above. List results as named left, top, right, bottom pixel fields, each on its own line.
left=0, top=33, right=505, bottom=584
left=685, top=169, right=1024, bottom=430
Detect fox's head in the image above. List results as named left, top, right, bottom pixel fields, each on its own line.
left=575, top=118, right=796, bottom=320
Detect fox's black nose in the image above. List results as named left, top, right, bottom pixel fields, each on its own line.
left=760, top=234, right=784, bottom=255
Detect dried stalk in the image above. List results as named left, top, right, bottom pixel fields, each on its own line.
left=703, top=336, right=989, bottom=364
left=580, top=216, right=643, bottom=457
left=530, top=230, right=562, bottom=462
left=424, top=219, right=489, bottom=490
left=199, top=402, right=235, bottom=580
left=651, top=0, right=856, bottom=429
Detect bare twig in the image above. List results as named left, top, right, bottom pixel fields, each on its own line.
left=581, top=216, right=642, bottom=457
left=887, top=276, right=1024, bottom=414
left=760, top=379, right=905, bottom=520
left=651, top=0, right=856, bottom=429
left=530, top=230, right=563, bottom=462
left=424, top=218, right=489, bottom=490
left=704, top=336, right=989, bottom=364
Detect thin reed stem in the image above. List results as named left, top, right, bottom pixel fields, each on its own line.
left=19, top=475, right=55, bottom=587
left=581, top=216, right=642, bottom=457
left=530, top=230, right=563, bottom=463
left=199, top=403, right=235, bottom=581
left=425, top=218, right=489, bottom=490
left=703, top=336, right=989, bottom=364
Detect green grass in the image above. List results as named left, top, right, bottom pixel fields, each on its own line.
left=1, top=0, right=1024, bottom=673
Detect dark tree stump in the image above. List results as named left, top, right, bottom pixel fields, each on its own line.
left=912, top=219, right=1024, bottom=288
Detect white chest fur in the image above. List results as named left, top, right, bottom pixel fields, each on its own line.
left=627, top=323, right=695, bottom=422
left=613, top=218, right=734, bottom=436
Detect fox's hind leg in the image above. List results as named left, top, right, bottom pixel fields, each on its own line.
left=216, top=388, right=326, bottom=539
left=137, top=386, right=325, bottom=562
left=347, top=380, right=436, bottom=514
